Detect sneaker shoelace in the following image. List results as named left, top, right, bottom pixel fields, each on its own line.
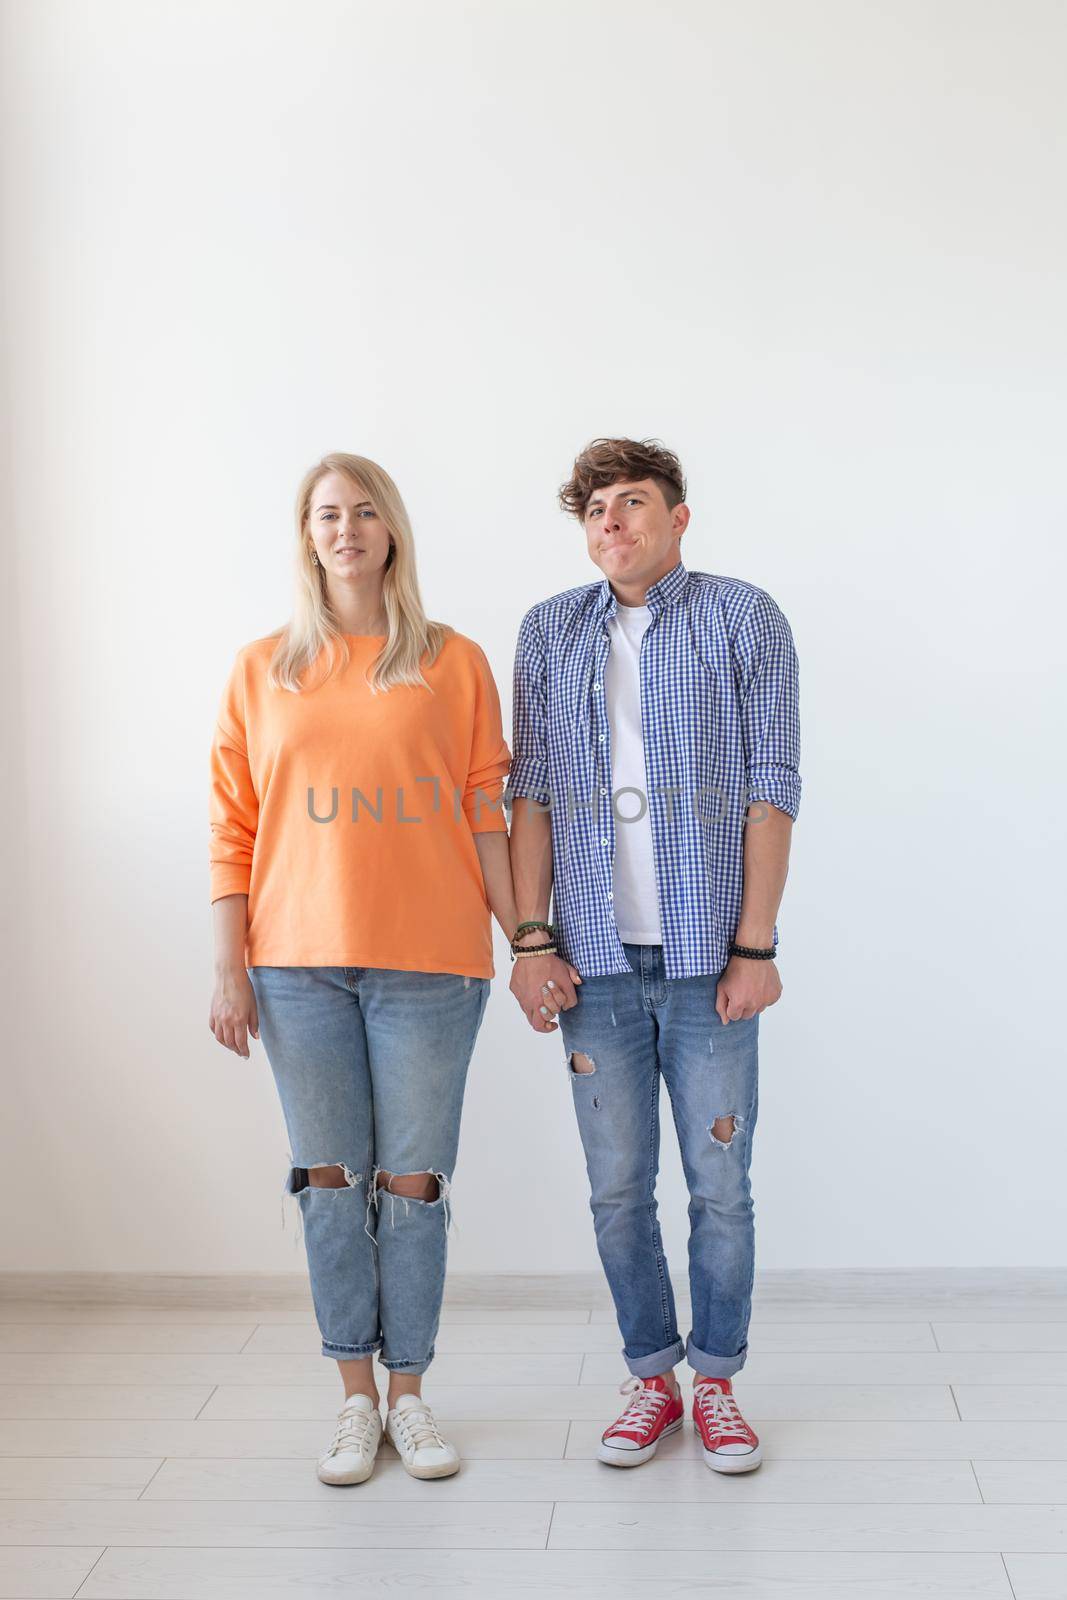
left=394, top=1402, right=446, bottom=1452
left=695, top=1384, right=752, bottom=1441
left=609, top=1377, right=670, bottom=1437
left=326, top=1403, right=377, bottom=1458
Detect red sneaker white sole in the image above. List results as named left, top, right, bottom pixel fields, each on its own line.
left=701, top=1437, right=763, bottom=1473
left=597, top=1414, right=683, bottom=1467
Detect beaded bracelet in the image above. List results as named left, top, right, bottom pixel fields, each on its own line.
left=729, top=942, right=778, bottom=960
left=511, top=943, right=558, bottom=960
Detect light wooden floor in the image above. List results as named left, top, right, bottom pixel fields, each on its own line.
left=1, top=1270, right=1066, bottom=1599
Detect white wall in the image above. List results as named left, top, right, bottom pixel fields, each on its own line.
left=2, top=0, right=1064, bottom=1274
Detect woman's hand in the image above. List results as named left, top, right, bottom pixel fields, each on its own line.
left=209, top=966, right=259, bottom=1058
left=510, top=953, right=581, bottom=1033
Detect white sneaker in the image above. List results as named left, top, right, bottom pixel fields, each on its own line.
left=385, top=1392, right=460, bottom=1479
left=317, top=1393, right=383, bottom=1485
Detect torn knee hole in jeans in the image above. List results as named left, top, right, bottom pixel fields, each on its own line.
left=376, top=1169, right=442, bottom=1202
left=289, top=1162, right=363, bottom=1192
left=365, top=1165, right=454, bottom=1242
left=709, top=1113, right=743, bottom=1150
left=279, top=1156, right=364, bottom=1251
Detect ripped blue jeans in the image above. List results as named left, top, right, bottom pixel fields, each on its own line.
left=557, top=942, right=759, bottom=1381
left=247, top=965, right=489, bottom=1373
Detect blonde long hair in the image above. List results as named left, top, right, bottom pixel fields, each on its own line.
left=267, top=453, right=451, bottom=693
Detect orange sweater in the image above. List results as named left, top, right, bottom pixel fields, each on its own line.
left=209, top=630, right=511, bottom=977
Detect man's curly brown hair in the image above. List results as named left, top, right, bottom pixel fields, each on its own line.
left=558, top=437, right=687, bottom=520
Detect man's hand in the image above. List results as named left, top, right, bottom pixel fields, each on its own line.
left=715, top=955, right=782, bottom=1024
left=510, top=953, right=582, bottom=1033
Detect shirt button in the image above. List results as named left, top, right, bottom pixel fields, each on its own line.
left=601, top=838, right=608, bottom=846
left=600, top=788, right=608, bottom=796
left=599, top=734, right=605, bottom=742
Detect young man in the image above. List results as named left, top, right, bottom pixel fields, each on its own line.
left=506, top=438, right=800, bottom=1473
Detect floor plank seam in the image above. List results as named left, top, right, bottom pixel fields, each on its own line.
left=136, top=1458, right=168, bottom=1500
left=89, top=1495, right=1009, bottom=1505
left=1000, top=1550, right=1019, bottom=1597
left=23, top=1541, right=1060, bottom=1552
left=70, top=1542, right=108, bottom=1598
left=192, top=1386, right=217, bottom=1420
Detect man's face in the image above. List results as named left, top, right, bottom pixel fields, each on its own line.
left=583, top=477, right=688, bottom=588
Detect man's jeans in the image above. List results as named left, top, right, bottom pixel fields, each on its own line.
left=558, top=942, right=759, bottom=1379
left=248, top=965, right=489, bottom=1375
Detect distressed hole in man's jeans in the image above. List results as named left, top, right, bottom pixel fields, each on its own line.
left=569, top=1051, right=596, bottom=1076
left=709, top=1114, right=741, bottom=1150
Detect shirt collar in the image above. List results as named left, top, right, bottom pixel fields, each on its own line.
left=595, top=556, right=689, bottom=620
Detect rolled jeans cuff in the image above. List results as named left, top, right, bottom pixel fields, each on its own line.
left=686, top=1334, right=747, bottom=1378
left=379, top=1353, right=433, bottom=1376
left=321, top=1338, right=381, bottom=1360
left=624, top=1336, right=686, bottom=1379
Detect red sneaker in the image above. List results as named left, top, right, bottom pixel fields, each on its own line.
left=692, top=1376, right=762, bottom=1472
left=597, top=1375, right=684, bottom=1467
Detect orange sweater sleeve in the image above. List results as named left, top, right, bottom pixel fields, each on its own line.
left=208, top=653, right=259, bottom=901
left=461, top=641, right=512, bottom=834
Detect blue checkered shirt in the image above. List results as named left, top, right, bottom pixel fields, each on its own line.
left=505, top=558, right=801, bottom=980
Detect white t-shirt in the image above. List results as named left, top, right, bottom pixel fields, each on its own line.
left=604, top=602, right=663, bottom=945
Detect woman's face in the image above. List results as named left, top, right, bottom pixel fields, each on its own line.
left=306, top=471, right=393, bottom=582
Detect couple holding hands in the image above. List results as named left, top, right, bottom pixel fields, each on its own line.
left=207, top=435, right=801, bottom=1485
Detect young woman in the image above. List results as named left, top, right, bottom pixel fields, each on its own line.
left=208, top=452, right=519, bottom=1485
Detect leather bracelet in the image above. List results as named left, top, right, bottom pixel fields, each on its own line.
left=729, top=942, right=778, bottom=960
left=513, top=919, right=555, bottom=939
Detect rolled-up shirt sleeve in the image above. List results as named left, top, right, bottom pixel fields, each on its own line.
left=208, top=655, right=259, bottom=900
left=733, top=590, right=802, bottom=821
left=505, top=604, right=551, bottom=807
left=462, top=643, right=512, bottom=834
